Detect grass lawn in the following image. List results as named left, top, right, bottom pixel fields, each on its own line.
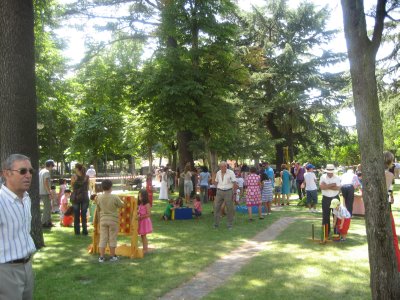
left=33, top=189, right=400, bottom=300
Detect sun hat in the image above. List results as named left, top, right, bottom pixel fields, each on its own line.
left=324, top=164, right=336, bottom=173
left=306, top=163, right=315, bottom=170
left=330, top=199, right=340, bottom=208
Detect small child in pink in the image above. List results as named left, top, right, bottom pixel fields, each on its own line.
left=59, top=189, right=71, bottom=225
left=138, top=189, right=153, bottom=254
left=192, top=195, right=202, bottom=218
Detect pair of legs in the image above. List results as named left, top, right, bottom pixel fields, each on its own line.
left=281, top=193, right=290, bottom=205
left=322, top=195, right=338, bottom=236
left=263, top=201, right=271, bottom=214
left=72, top=201, right=89, bottom=235
left=0, top=261, right=34, bottom=300
left=214, top=189, right=234, bottom=227
left=41, top=194, right=52, bottom=225
left=184, top=181, right=193, bottom=204
left=200, top=185, right=208, bottom=203
left=247, top=204, right=263, bottom=220
left=99, top=220, right=118, bottom=258
left=341, top=185, right=354, bottom=216
left=307, top=190, right=318, bottom=211
left=274, top=192, right=282, bottom=205
left=296, top=180, right=305, bottom=199
left=141, top=234, right=148, bottom=253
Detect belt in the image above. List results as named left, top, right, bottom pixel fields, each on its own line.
left=218, top=188, right=232, bottom=191
left=6, top=255, right=31, bottom=264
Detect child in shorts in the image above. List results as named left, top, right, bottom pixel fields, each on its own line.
left=330, top=198, right=351, bottom=241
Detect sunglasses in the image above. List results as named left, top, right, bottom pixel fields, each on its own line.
left=9, top=168, right=35, bottom=175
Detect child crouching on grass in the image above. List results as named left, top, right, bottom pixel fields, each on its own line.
left=97, top=179, right=125, bottom=263
left=163, top=199, right=175, bottom=220
left=192, top=195, right=202, bottom=218
left=59, top=189, right=71, bottom=225
left=330, top=198, right=351, bottom=241
left=62, top=206, right=74, bottom=227
left=138, top=189, right=153, bottom=254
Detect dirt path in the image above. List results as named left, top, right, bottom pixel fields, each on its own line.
left=159, top=217, right=296, bottom=300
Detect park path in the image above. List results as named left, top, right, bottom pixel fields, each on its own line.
left=159, top=217, right=296, bottom=300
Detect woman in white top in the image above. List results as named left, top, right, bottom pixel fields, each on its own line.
left=183, top=164, right=193, bottom=204
left=159, top=167, right=169, bottom=200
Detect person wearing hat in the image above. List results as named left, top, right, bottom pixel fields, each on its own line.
left=319, top=164, right=341, bottom=237
left=330, top=198, right=351, bottom=241
left=39, top=159, right=55, bottom=227
left=303, top=163, right=318, bottom=212
left=86, top=164, right=96, bottom=195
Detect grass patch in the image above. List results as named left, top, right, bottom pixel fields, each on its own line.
left=204, top=217, right=371, bottom=300
left=34, top=190, right=400, bottom=300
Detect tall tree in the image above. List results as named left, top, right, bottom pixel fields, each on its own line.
left=237, top=0, right=348, bottom=167
left=341, top=0, right=400, bottom=298
left=0, top=0, right=44, bottom=247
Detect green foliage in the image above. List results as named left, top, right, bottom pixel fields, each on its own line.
left=236, top=0, right=349, bottom=165
left=35, top=0, right=75, bottom=165
left=71, top=36, right=144, bottom=164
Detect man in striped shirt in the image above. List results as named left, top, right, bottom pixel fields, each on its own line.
left=0, top=154, right=36, bottom=300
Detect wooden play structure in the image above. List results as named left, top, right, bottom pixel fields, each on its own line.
left=310, top=224, right=339, bottom=244
left=89, top=195, right=143, bottom=258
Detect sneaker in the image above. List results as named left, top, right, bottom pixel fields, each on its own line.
left=98, top=257, right=105, bottom=263
left=109, top=256, right=118, bottom=262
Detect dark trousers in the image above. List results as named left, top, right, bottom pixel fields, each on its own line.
left=73, top=201, right=89, bottom=235
left=296, top=180, right=305, bottom=199
left=322, top=195, right=339, bottom=235
left=200, top=185, right=208, bottom=203
left=341, top=185, right=355, bottom=216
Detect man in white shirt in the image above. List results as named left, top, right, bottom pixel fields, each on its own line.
left=39, top=159, right=55, bottom=227
left=0, top=154, right=36, bottom=300
left=213, top=161, right=237, bottom=229
left=340, top=169, right=360, bottom=216
left=303, top=164, right=318, bottom=212
left=86, top=165, right=96, bottom=195
left=319, top=164, right=341, bottom=237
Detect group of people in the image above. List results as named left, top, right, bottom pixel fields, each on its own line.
left=1, top=153, right=399, bottom=299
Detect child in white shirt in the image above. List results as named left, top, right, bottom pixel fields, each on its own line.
left=330, top=198, right=351, bottom=241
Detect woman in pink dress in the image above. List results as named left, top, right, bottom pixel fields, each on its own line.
left=245, top=166, right=263, bottom=221
left=138, top=189, right=153, bottom=254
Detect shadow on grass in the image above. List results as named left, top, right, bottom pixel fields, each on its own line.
left=34, top=197, right=375, bottom=300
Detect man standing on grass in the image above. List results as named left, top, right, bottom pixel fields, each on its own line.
left=0, top=154, right=36, bottom=300
left=213, top=161, right=237, bottom=229
left=340, top=169, right=360, bottom=216
left=39, top=159, right=55, bottom=227
left=86, top=165, right=97, bottom=195
left=319, top=164, right=341, bottom=237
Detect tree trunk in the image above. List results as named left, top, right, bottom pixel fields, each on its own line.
left=0, top=0, right=44, bottom=248
left=274, top=143, right=284, bottom=171
left=128, top=155, right=136, bottom=175
left=341, top=0, right=400, bottom=298
left=148, top=147, right=153, bottom=174
left=177, top=130, right=194, bottom=171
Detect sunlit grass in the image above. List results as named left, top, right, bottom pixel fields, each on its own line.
left=33, top=189, right=400, bottom=299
